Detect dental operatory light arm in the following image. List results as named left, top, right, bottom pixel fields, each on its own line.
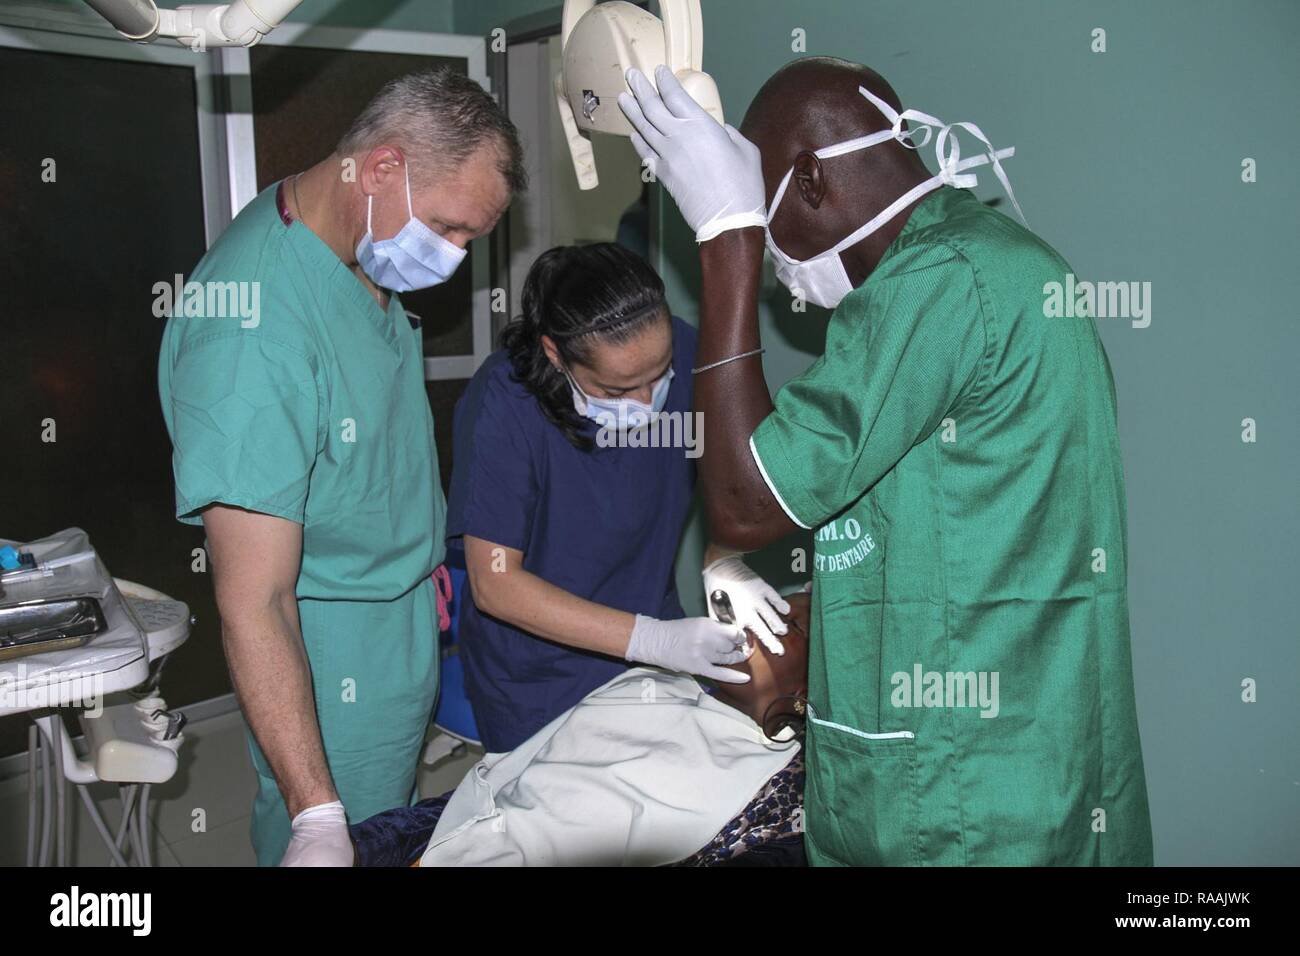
left=81, top=0, right=305, bottom=48
left=555, top=0, right=724, bottom=189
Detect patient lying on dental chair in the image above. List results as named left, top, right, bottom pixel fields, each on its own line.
left=352, top=590, right=810, bottom=867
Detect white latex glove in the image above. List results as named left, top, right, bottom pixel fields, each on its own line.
left=280, top=800, right=354, bottom=867
left=618, top=65, right=767, bottom=242
left=626, top=614, right=752, bottom=685
left=703, top=556, right=791, bottom=656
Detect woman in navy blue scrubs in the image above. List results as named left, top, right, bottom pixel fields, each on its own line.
left=446, top=243, right=784, bottom=752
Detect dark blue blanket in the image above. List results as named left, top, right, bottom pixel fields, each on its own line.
left=351, top=794, right=453, bottom=867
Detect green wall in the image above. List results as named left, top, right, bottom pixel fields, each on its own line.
left=39, top=0, right=1291, bottom=865
left=453, top=0, right=555, bottom=36
left=464, top=0, right=1299, bottom=865
left=284, top=0, right=455, bottom=32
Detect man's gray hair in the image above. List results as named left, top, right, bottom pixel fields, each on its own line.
left=338, top=67, right=526, bottom=193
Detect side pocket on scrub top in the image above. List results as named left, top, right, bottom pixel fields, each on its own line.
left=804, top=711, right=922, bottom=866
left=805, top=496, right=919, bottom=865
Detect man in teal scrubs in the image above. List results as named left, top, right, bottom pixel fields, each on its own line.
left=622, top=58, right=1153, bottom=864
left=158, top=69, right=522, bottom=865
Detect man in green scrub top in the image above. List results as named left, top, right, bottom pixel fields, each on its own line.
left=621, top=57, right=1153, bottom=864
left=158, top=69, right=522, bottom=866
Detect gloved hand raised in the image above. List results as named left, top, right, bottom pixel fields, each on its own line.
left=280, top=800, right=354, bottom=867
left=618, top=65, right=767, bottom=243
left=703, top=555, right=791, bottom=656
left=626, top=614, right=752, bottom=684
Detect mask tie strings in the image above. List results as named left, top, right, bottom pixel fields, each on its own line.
left=766, top=85, right=1027, bottom=266
left=937, top=121, right=1027, bottom=225
left=866, top=83, right=1025, bottom=225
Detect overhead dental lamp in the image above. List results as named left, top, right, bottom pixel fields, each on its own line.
left=80, top=0, right=305, bottom=48
left=555, top=0, right=724, bottom=189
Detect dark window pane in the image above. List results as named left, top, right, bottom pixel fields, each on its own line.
left=425, top=379, right=470, bottom=491
left=0, top=47, right=218, bottom=755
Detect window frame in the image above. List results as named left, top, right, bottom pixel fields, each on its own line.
left=0, top=6, right=494, bottom=381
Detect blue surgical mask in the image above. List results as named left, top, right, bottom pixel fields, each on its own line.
left=563, top=364, right=674, bottom=430
left=355, top=163, right=467, bottom=292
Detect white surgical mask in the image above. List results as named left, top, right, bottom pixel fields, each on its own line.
left=765, top=86, right=1026, bottom=310
left=355, top=163, right=467, bottom=292
left=563, top=364, right=674, bottom=431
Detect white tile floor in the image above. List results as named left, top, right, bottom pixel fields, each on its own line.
left=0, top=708, right=483, bottom=867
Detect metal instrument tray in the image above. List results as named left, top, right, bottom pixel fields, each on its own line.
left=0, top=596, right=107, bottom=662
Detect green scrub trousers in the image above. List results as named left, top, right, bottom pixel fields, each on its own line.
left=750, top=187, right=1153, bottom=865
left=158, top=183, right=444, bottom=866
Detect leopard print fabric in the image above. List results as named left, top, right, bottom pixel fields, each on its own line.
left=675, top=749, right=805, bottom=867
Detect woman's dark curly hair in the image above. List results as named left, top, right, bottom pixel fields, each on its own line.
left=501, top=243, right=669, bottom=451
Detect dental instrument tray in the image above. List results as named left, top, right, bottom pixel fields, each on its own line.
left=0, top=596, right=107, bottom=662
left=0, top=529, right=147, bottom=704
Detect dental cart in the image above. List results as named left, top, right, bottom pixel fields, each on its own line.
left=1, top=528, right=193, bottom=867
